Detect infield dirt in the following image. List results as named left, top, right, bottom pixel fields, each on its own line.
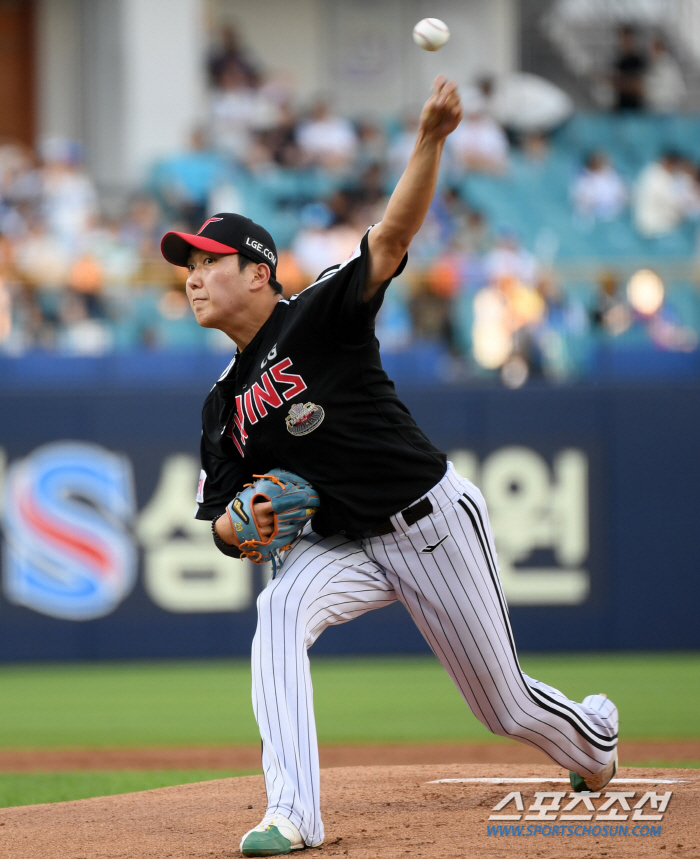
left=0, top=739, right=698, bottom=770
left=0, top=763, right=697, bottom=859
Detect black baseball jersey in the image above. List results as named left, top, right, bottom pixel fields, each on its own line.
left=195, top=229, right=447, bottom=537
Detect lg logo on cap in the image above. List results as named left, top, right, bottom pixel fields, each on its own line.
left=244, top=236, right=277, bottom=267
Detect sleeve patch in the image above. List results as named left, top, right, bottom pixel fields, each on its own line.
left=196, top=470, right=207, bottom=503
left=344, top=239, right=363, bottom=263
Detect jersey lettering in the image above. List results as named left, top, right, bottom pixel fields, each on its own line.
left=233, top=395, right=249, bottom=444
left=270, top=358, right=308, bottom=401
left=226, top=395, right=248, bottom=457
left=227, top=427, right=244, bottom=457
left=243, top=389, right=258, bottom=425
left=226, top=358, right=308, bottom=453
left=251, top=371, right=283, bottom=418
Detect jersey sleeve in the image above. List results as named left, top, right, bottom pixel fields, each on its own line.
left=194, top=394, right=249, bottom=521
left=294, top=227, right=407, bottom=341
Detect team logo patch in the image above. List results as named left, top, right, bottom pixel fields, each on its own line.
left=285, top=402, right=325, bottom=436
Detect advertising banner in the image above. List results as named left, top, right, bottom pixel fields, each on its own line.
left=1, top=381, right=698, bottom=659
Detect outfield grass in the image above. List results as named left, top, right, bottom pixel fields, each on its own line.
left=0, top=652, right=697, bottom=748
left=0, top=654, right=696, bottom=809
left=0, top=769, right=256, bottom=809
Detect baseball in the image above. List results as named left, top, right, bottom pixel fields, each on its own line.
left=412, top=18, right=450, bottom=51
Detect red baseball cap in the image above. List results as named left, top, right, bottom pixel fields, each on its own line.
left=161, top=213, right=281, bottom=288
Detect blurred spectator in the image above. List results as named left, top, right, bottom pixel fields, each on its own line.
left=256, top=100, right=303, bottom=168
left=532, top=273, right=588, bottom=381
left=633, top=151, right=697, bottom=237
left=645, top=37, right=686, bottom=113
left=471, top=274, right=545, bottom=383
left=571, top=152, right=627, bottom=222
left=387, top=114, right=420, bottom=178
left=484, top=229, right=537, bottom=286
left=356, top=120, right=387, bottom=168
left=296, top=101, right=358, bottom=170
left=489, top=74, right=573, bottom=135
left=208, top=25, right=259, bottom=88
left=56, top=291, right=113, bottom=355
left=353, top=162, right=387, bottom=208
left=610, top=25, right=647, bottom=111
left=275, top=250, right=307, bottom=298
left=40, top=137, right=98, bottom=249
left=590, top=271, right=631, bottom=336
left=120, top=194, right=173, bottom=285
left=425, top=187, right=468, bottom=247
left=375, top=279, right=413, bottom=352
left=456, top=208, right=490, bottom=256
left=408, top=272, right=455, bottom=350
left=14, top=215, right=70, bottom=289
left=68, top=254, right=104, bottom=316
left=520, top=133, right=550, bottom=163
left=448, top=89, right=508, bottom=174
left=209, top=64, right=279, bottom=162
left=291, top=198, right=362, bottom=280
left=3, top=37, right=700, bottom=375
left=0, top=143, right=41, bottom=238
left=150, top=128, right=231, bottom=229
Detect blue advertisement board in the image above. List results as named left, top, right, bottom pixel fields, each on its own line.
left=1, top=371, right=699, bottom=660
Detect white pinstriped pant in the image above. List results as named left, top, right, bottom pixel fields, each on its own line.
left=251, top=463, right=618, bottom=847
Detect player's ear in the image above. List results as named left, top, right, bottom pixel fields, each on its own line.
left=249, top=261, right=273, bottom=292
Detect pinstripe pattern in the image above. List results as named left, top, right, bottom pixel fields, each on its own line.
left=252, top=463, right=618, bottom=847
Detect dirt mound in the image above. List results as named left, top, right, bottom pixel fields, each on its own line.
left=0, top=764, right=697, bottom=858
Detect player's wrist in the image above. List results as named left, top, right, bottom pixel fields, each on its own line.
left=414, top=127, right=446, bottom=149
left=219, top=510, right=241, bottom=546
left=211, top=514, right=243, bottom=557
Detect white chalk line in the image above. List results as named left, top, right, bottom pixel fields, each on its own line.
left=427, top=777, right=685, bottom=784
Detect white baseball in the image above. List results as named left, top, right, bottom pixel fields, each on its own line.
left=412, top=18, right=450, bottom=51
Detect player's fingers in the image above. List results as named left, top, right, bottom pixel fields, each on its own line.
left=253, top=499, right=275, bottom=532
left=435, top=79, right=457, bottom=108
left=431, top=75, right=450, bottom=105
left=446, top=93, right=461, bottom=118
left=441, top=87, right=459, bottom=109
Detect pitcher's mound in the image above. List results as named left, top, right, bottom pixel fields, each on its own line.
left=0, top=764, right=697, bottom=858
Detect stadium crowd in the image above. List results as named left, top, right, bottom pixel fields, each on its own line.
left=0, top=25, right=699, bottom=385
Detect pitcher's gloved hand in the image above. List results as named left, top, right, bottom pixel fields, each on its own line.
left=226, top=469, right=320, bottom=565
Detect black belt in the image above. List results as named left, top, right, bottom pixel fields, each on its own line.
left=359, top=497, right=434, bottom=539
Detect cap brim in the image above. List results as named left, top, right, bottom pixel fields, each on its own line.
left=161, top=231, right=239, bottom=266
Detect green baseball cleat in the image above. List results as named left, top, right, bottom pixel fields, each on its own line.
left=240, top=814, right=305, bottom=856
left=570, top=693, right=619, bottom=792
left=570, top=748, right=618, bottom=792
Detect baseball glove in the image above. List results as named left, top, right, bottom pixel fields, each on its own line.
left=225, top=468, right=320, bottom=567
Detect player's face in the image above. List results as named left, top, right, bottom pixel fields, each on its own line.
left=185, top=250, right=250, bottom=329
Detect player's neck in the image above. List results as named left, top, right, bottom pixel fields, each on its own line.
left=224, top=294, right=281, bottom=353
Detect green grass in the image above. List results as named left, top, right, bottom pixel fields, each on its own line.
left=0, top=769, right=257, bottom=809
left=0, top=654, right=696, bottom=809
left=0, top=653, right=697, bottom=749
